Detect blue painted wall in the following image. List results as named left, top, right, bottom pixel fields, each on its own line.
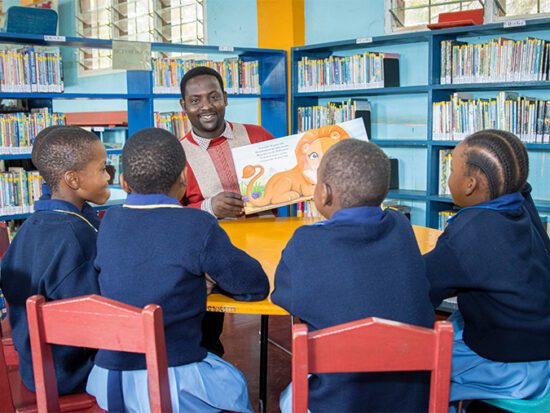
left=305, top=0, right=385, bottom=44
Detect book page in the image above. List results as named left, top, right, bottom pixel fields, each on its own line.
left=232, top=118, right=368, bottom=214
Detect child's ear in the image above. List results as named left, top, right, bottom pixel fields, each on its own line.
left=322, top=182, right=333, bottom=206
left=465, top=175, right=478, bottom=197
left=180, top=166, right=188, bottom=187
left=63, top=171, right=80, bottom=190
left=120, top=174, right=131, bottom=194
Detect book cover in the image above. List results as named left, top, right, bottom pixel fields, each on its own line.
left=232, top=118, right=368, bottom=214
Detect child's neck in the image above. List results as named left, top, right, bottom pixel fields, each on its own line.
left=51, top=190, right=86, bottom=211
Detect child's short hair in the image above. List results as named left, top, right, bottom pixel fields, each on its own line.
left=31, top=125, right=64, bottom=171
left=463, top=129, right=528, bottom=199
left=122, top=128, right=186, bottom=194
left=180, top=66, right=225, bottom=97
left=321, top=139, right=390, bottom=208
left=34, top=126, right=101, bottom=191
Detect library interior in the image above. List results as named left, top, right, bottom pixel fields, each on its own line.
left=0, top=1, right=550, bottom=412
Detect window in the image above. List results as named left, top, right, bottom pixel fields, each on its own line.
left=385, top=0, right=550, bottom=33
left=76, top=0, right=205, bottom=72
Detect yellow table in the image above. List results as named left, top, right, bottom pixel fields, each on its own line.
left=206, top=217, right=442, bottom=412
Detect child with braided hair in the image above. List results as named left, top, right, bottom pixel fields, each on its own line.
left=425, top=129, right=550, bottom=407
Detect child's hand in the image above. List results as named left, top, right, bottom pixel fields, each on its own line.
left=205, top=273, right=216, bottom=295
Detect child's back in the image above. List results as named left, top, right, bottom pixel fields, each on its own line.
left=272, top=139, right=434, bottom=412
left=87, top=128, right=268, bottom=413
left=0, top=127, right=110, bottom=394
left=425, top=130, right=550, bottom=404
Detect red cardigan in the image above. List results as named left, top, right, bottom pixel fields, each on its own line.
left=181, top=122, right=274, bottom=208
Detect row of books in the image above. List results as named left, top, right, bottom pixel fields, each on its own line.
left=0, top=109, right=66, bottom=154
left=438, top=210, right=457, bottom=231
left=297, top=99, right=372, bottom=133
left=438, top=149, right=453, bottom=196
left=0, top=47, right=64, bottom=92
left=296, top=200, right=322, bottom=218
left=440, top=37, right=550, bottom=85
left=296, top=53, right=400, bottom=93
left=154, top=111, right=191, bottom=140
left=0, top=168, right=43, bottom=216
left=432, top=92, right=550, bottom=143
left=153, top=58, right=260, bottom=94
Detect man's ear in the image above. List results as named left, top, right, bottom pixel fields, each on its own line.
left=223, top=91, right=228, bottom=107
left=180, top=98, right=186, bottom=113
left=120, top=174, right=131, bottom=194
left=63, top=171, right=79, bottom=190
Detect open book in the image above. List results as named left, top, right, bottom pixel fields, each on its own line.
left=232, top=118, right=369, bottom=214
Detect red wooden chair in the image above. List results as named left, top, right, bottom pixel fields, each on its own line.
left=26, top=294, right=172, bottom=413
left=292, top=317, right=454, bottom=413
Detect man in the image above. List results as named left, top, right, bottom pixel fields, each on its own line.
left=179, top=66, right=274, bottom=356
left=179, top=66, right=274, bottom=218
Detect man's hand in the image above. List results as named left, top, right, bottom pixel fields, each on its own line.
left=211, top=192, right=245, bottom=218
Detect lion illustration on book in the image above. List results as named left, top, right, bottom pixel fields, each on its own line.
left=242, top=125, right=349, bottom=208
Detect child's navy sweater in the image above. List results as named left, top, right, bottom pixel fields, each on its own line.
left=425, top=184, right=550, bottom=362
left=94, top=193, right=269, bottom=370
left=0, top=199, right=100, bottom=394
left=272, top=206, right=434, bottom=413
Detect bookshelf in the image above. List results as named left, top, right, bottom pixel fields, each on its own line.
left=291, top=18, right=550, bottom=228
left=0, top=32, right=288, bottom=222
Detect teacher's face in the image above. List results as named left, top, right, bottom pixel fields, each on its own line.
left=180, top=74, right=228, bottom=139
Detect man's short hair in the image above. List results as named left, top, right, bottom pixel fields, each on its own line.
left=122, top=128, right=186, bottom=194
left=321, top=139, right=390, bottom=208
left=180, top=66, right=225, bottom=97
left=34, top=126, right=101, bottom=191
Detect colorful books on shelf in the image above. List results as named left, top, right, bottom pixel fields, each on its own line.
left=0, top=46, right=64, bottom=92
left=296, top=53, right=400, bottom=93
left=0, top=167, right=43, bottom=216
left=438, top=210, right=457, bottom=230
left=440, top=37, right=550, bottom=84
left=297, top=99, right=371, bottom=137
left=154, top=111, right=191, bottom=140
left=432, top=92, right=550, bottom=143
left=296, top=200, right=323, bottom=219
left=438, top=149, right=453, bottom=196
left=233, top=118, right=369, bottom=214
left=0, top=109, right=66, bottom=155
left=152, top=57, right=259, bottom=94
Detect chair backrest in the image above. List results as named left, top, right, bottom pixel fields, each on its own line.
left=292, top=317, right=453, bottom=413
left=27, top=294, right=172, bottom=413
left=0, top=335, right=16, bottom=412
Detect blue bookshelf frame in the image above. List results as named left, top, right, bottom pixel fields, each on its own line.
left=0, top=33, right=288, bottom=221
left=291, top=17, right=550, bottom=228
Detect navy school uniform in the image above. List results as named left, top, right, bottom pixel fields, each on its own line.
left=425, top=184, right=550, bottom=402
left=93, top=193, right=269, bottom=370
left=41, top=183, right=101, bottom=229
left=272, top=206, right=435, bottom=413
left=426, top=184, right=550, bottom=362
left=0, top=199, right=100, bottom=394
left=88, top=193, right=269, bottom=412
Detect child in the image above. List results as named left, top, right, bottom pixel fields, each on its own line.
left=424, top=129, right=550, bottom=405
left=272, top=139, right=435, bottom=412
left=0, top=126, right=110, bottom=394
left=86, top=128, right=269, bottom=412
left=32, top=125, right=101, bottom=229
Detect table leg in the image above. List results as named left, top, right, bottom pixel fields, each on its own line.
left=259, top=314, right=269, bottom=413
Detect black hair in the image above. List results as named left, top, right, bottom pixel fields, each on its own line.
left=463, top=129, right=528, bottom=199
left=180, top=66, right=225, bottom=97
left=31, top=125, right=64, bottom=170
left=122, top=128, right=186, bottom=194
left=321, top=139, right=390, bottom=208
left=34, top=126, right=101, bottom=191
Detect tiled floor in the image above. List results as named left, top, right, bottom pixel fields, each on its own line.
left=221, top=314, right=292, bottom=413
